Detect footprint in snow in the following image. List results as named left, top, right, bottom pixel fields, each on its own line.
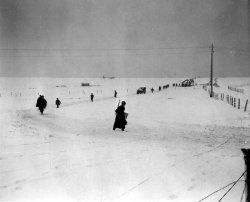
left=15, top=179, right=26, bottom=184
left=187, top=185, right=195, bottom=191
left=1, top=185, right=8, bottom=189
left=168, top=194, right=178, bottom=200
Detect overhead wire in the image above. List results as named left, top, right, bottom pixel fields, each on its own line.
left=214, top=46, right=250, bottom=56
left=0, top=46, right=208, bottom=52
left=215, top=46, right=250, bottom=53
left=0, top=46, right=210, bottom=58
left=214, top=50, right=250, bottom=56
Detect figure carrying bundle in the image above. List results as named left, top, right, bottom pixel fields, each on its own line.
left=113, top=101, right=128, bottom=131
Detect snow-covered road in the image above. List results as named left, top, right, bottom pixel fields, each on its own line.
left=1, top=80, right=250, bottom=202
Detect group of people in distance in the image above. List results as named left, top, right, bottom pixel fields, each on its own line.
left=36, top=89, right=128, bottom=132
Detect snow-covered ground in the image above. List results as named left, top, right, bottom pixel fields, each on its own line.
left=0, top=77, right=250, bottom=202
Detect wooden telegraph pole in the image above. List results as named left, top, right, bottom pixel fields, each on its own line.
left=242, top=148, right=249, bottom=202
left=210, top=43, right=214, bottom=97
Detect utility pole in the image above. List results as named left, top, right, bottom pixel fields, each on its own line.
left=210, top=43, right=214, bottom=97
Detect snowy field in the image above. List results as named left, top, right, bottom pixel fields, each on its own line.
left=0, top=77, right=250, bottom=202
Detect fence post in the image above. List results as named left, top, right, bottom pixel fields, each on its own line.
left=245, top=100, right=249, bottom=112
left=242, top=149, right=249, bottom=202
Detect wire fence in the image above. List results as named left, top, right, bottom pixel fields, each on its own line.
left=203, top=85, right=249, bottom=114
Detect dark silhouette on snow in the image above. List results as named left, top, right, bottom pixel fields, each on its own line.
left=113, top=101, right=128, bottom=131
left=137, top=87, right=146, bottom=94
left=55, top=98, right=61, bottom=108
left=90, top=93, right=94, bottom=102
left=151, top=88, right=154, bottom=93
left=36, top=95, right=47, bottom=115
left=114, top=90, right=117, bottom=98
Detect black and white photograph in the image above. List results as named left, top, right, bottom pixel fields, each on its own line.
left=0, top=0, right=250, bottom=201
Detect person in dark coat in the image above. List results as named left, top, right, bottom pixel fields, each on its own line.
left=151, top=88, right=154, bottom=93
left=113, top=101, right=127, bottom=131
left=36, top=95, right=42, bottom=108
left=55, top=98, right=61, bottom=108
left=36, top=95, right=47, bottom=114
left=114, top=90, right=117, bottom=98
left=90, top=93, right=94, bottom=102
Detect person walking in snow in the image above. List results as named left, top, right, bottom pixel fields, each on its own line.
left=114, top=90, right=117, bottom=98
left=36, top=95, right=47, bottom=115
left=55, top=98, right=61, bottom=108
left=113, top=101, right=128, bottom=131
left=151, top=88, right=154, bottom=93
left=90, top=93, right=94, bottom=102
left=36, top=95, right=42, bottom=108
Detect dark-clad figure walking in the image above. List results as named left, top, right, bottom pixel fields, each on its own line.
left=36, top=95, right=42, bottom=107
left=55, top=98, right=61, bottom=108
left=114, top=90, right=117, bottom=98
left=36, top=95, right=47, bottom=115
left=90, top=93, right=94, bottom=102
left=113, top=101, right=128, bottom=131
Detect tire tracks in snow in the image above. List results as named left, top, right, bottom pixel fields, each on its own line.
left=110, top=126, right=238, bottom=201
left=192, top=136, right=233, bottom=157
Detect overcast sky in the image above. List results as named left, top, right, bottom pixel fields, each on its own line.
left=0, top=0, right=249, bottom=77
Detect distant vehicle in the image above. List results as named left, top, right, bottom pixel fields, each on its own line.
left=81, top=83, right=90, bottom=86
left=103, top=76, right=115, bottom=79
left=137, top=87, right=146, bottom=94
left=181, top=79, right=194, bottom=87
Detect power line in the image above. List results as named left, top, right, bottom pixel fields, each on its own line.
left=215, top=47, right=250, bottom=53
left=0, top=50, right=210, bottom=58
left=0, top=46, right=208, bottom=52
left=0, top=50, right=209, bottom=58
left=215, top=50, right=250, bottom=56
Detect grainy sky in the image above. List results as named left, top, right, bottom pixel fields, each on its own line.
left=0, top=0, right=249, bottom=77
